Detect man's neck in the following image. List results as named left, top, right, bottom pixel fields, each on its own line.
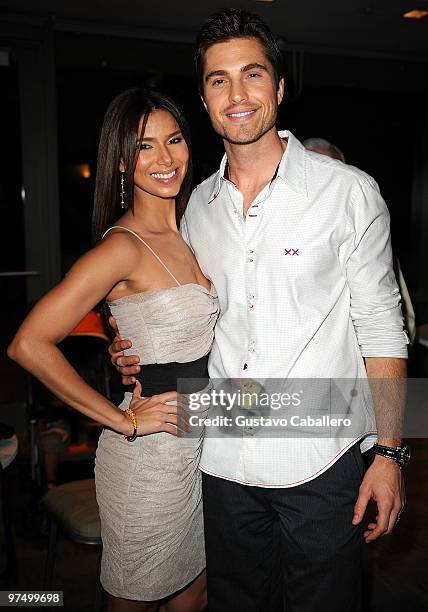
left=223, top=128, right=286, bottom=213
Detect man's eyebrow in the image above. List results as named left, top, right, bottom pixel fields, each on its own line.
left=138, top=130, right=182, bottom=142
left=241, top=62, right=269, bottom=73
left=205, top=63, right=269, bottom=82
left=205, top=69, right=227, bottom=82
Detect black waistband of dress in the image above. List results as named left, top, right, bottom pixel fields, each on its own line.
left=134, top=353, right=209, bottom=397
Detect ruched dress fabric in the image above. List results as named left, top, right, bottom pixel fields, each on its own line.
left=95, top=281, right=219, bottom=601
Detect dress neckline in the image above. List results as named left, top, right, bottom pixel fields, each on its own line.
left=106, top=282, right=215, bottom=305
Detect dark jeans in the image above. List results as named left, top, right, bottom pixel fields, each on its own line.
left=202, top=443, right=365, bottom=612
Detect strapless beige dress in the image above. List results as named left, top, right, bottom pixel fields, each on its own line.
left=95, top=283, right=219, bottom=601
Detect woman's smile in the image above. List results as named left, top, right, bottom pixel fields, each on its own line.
left=150, top=167, right=180, bottom=185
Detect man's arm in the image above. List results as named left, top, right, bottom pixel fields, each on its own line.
left=352, top=357, right=406, bottom=543
left=108, top=316, right=141, bottom=385
left=344, top=176, right=408, bottom=542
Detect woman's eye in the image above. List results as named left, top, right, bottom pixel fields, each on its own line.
left=137, top=143, right=152, bottom=150
left=169, top=136, right=183, bottom=144
left=212, top=79, right=225, bottom=87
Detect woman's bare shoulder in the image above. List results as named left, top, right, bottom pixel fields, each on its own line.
left=95, top=228, right=142, bottom=259
left=99, top=226, right=141, bottom=246
left=64, top=229, right=141, bottom=287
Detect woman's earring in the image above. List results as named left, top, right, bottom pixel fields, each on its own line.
left=120, top=172, right=125, bottom=209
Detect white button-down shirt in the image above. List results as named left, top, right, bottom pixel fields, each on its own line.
left=181, top=130, right=408, bottom=487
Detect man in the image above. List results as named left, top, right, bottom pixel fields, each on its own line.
left=110, top=9, right=409, bottom=611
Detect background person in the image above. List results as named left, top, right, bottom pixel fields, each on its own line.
left=302, top=136, right=345, bottom=162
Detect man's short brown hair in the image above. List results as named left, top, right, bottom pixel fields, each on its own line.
left=195, top=8, right=284, bottom=97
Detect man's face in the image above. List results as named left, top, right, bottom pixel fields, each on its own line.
left=202, top=37, right=284, bottom=146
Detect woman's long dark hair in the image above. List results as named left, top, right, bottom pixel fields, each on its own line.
left=92, top=87, right=193, bottom=244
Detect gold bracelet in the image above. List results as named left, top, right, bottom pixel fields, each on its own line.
left=125, top=407, right=137, bottom=442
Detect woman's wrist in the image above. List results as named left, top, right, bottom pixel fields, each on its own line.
left=124, top=407, right=138, bottom=441
left=115, top=411, right=135, bottom=436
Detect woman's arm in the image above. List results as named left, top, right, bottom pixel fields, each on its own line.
left=8, top=234, right=140, bottom=435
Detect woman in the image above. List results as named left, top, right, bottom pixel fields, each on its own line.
left=8, top=88, right=219, bottom=611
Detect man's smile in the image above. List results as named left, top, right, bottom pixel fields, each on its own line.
left=224, top=108, right=258, bottom=122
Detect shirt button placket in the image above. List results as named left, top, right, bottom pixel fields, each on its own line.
left=243, top=191, right=259, bottom=373
left=244, top=240, right=256, bottom=370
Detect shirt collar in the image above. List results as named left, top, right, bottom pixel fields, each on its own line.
left=207, top=154, right=228, bottom=204
left=207, top=129, right=308, bottom=204
left=275, top=130, right=308, bottom=197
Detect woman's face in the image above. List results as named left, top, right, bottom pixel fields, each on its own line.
left=133, top=109, right=189, bottom=200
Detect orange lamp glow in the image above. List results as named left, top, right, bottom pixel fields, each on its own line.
left=402, top=9, right=428, bottom=18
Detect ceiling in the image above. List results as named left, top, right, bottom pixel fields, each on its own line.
left=1, top=0, right=428, bottom=62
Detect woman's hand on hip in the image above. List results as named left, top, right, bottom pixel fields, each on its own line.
left=129, top=381, right=189, bottom=436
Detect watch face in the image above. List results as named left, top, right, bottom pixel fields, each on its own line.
left=400, top=445, right=411, bottom=466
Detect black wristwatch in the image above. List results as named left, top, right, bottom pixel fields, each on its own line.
left=372, top=443, right=411, bottom=469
